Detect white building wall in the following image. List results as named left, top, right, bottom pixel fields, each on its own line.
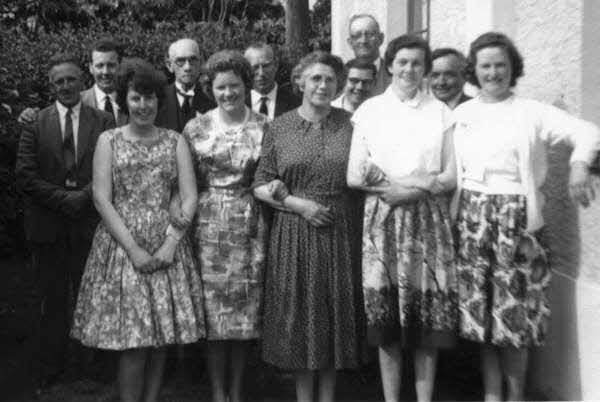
left=332, top=0, right=600, bottom=399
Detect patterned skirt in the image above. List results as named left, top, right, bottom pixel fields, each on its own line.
left=362, top=194, right=458, bottom=348
left=71, top=224, right=206, bottom=350
left=456, top=189, right=551, bottom=348
left=194, top=188, right=267, bottom=340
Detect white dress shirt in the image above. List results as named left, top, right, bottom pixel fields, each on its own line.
left=56, top=100, right=81, bottom=159
left=93, top=83, right=118, bottom=120
left=175, top=81, right=196, bottom=108
left=250, top=84, right=278, bottom=120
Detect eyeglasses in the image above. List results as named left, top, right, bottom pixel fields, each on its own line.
left=172, top=56, right=200, bottom=67
left=349, top=31, right=380, bottom=41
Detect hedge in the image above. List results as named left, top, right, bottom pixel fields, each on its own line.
left=0, top=5, right=330, bottom=255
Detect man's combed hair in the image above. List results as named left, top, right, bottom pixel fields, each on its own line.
left=47, top=52, right=81, bottom=73
left=345, top=58, right=377, bottom=78
left=115, top=58, right=167, bottom=113
left=90, top=38, right=124, bottom=61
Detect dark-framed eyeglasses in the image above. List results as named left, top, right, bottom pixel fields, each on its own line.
left=173, top=56, right=200, bottom=67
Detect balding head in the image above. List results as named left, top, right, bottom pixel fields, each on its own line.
left=166, top=38, right=201, bottom=90
left=347, top=14, right=384, bottom=63
left=244, top=42, right=278, bottom=95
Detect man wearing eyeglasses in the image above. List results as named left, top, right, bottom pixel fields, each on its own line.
left=156, top=38, right=215, bottom=132
left=332, top=58, right=376, bottom=114
left=347, top=14, right=391, bottom=95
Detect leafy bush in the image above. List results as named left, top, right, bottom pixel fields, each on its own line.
left=0, top=1, right=331, bottom=255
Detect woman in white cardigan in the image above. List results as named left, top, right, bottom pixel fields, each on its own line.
left=452, top=31, right=600, bottom=401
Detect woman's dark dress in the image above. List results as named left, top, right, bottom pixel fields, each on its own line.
left=254, top=108, right=365, bottom=370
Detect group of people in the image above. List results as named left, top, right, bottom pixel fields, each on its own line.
left=15, top=11, right=600, bottom=402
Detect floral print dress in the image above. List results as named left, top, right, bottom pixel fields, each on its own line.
left=183, top=108, right=268, bottom=340
left=71, top=128, right=205, bottom=350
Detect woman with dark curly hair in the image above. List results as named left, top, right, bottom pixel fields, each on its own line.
left=347, top=34, right=458, bottom=402
left=71, top=59, right=205, bottom=402
left=253, top=50, right=363, bottom=402
left=177, top=49, right=269, bottom=402
left=453, top=32, right=600, bottom=401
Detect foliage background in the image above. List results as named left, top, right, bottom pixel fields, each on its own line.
left=0, top=0, right=331, bottom=255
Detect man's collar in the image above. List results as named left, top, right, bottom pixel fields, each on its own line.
left=251, top=84, right=278, bottom=104
left=93, top=83, right=116, bottom=101
left=175, top=81, right=195, bottom=97
left=56, top=100, right=82, bottom=115
left=374, top=57, right=382, bottom=72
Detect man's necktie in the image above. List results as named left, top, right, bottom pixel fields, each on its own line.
left=259, top=96, right=269, bottom=116
left=104, top=95, right=116, bottom=125
left=63, top=108, right=77, bottom=187
left=181, top=95, right=193, bottom=124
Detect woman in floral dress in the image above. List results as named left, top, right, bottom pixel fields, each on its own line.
left=253, top=51, right=365, bottom=402
left=347, top=35, right=458, bottom=402
left=71, top=60, right=204, bottom=402
left=180, top=50, right=268, bottom=402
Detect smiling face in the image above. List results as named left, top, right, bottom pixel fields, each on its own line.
left=388, top=47, right=425, bottom=95
left=50, top=62, right=83, bottom=108
left=475, top=46, right=513, bottom=101
left=347, top=16, right=384, bottom=62
left=126, top=87, right=158, bottom=128
left=343, top=67, right=375, bottom=108
left=300, top=63, right=337, bottom=108
left=89, top=50, right=119, bottom=93
left=430, top=54, right=465, bottom=104
left=212, top=70, right=246, bottom=114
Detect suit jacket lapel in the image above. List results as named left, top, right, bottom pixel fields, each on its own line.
left=46, top=105, right=64, bottom=164
left=76, top=105, right=92, bottom=165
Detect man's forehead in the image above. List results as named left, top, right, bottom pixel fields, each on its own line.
left=50, top=63, right=82, bottom=79
left=246, top=47, right=274, bottom=63
left=169, top=40, right=199, bottom=58
left=91, top=50, right=119, bottom=63
left=348, top=67, right=375, bottom=79
left=432, top=54, right=462, bottom=71
left=350, top=16, right=379, bottom=33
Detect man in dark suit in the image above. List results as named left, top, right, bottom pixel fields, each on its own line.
left=16, top=53, right=114, bottom=391
left=244, top=43, right=301, bottom=119
left=347, top=14, right=391, bottom=96
left=155, top=38, right=215, bottom=132
left=18, top=38, right=128, bottom=127
left=430, top=47, right=472, bottom=109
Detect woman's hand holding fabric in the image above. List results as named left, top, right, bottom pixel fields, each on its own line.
left=153, top=236, right=178, bottom=269
left=379, top=181, right=428, bottom=206
left=130, top=246, right=161, bottom=274
left=569, top=161, right=596, bottom=208
left=285, top=197, right=334, bottom=227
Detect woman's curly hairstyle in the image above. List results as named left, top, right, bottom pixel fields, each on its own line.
left=204, top=50, right=253, bottom=98
left=295, top=51, right=346, bottom=96
left=465, top=31, right=524, bottom=88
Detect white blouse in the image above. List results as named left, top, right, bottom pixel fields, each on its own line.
left=348, top=88, right=453, bottom=187
left=453, top=94, right=600, bottom=231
